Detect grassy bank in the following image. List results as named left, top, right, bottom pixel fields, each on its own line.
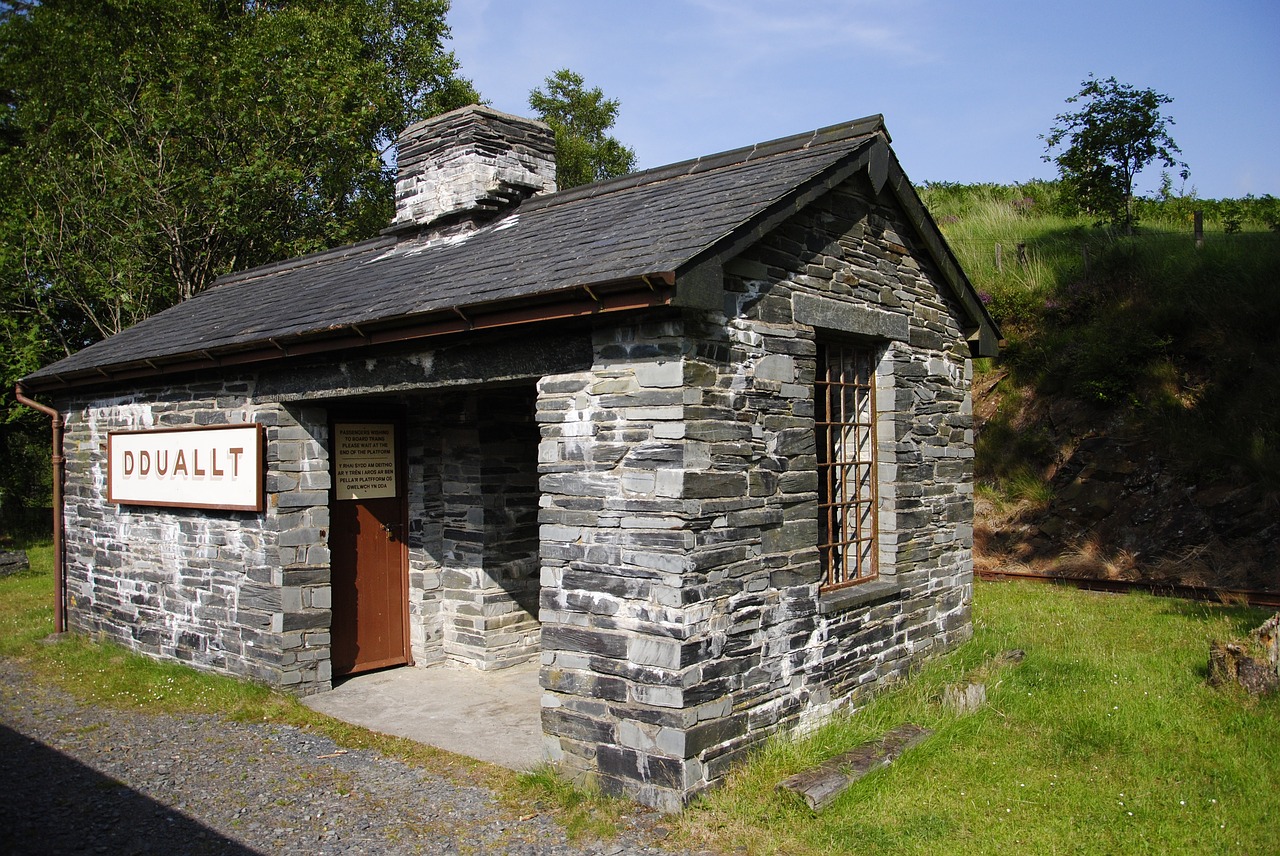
left=918, top=182, right=1280, bottom=498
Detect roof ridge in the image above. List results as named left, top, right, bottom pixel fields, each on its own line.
left=523, top=114, right=888, bottom=210
left=206, top=116, right=888, bottom=289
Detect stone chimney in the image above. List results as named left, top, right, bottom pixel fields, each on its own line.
left=388, top=104, right=558, bottom=236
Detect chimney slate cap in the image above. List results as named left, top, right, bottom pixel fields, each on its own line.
left=399, top=103, right=554, bottom=140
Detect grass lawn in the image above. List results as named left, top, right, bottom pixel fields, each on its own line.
left=920, top=182, right=1280, bottom=496
left=3, top=546, right=1277, bottom=853
left=676, top=581, right=1279, bottom=855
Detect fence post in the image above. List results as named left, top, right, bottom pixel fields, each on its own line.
left=1082, top=244, right=1090, bottom=283
left=1017, top=242, right=1028, bottom=268
left=995, top=243, right=1002, bottom=272
left=1194, top=210, right=1204, bottom=249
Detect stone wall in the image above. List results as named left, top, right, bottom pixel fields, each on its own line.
left=699, top=171, right=976, bottom=747
left=51, top=167, right=975, bottom=811
left=430, top=388, right=543, bottom=670
left=404, top=398, right=447, bottom=666
left=536, top=171, right=974, bottom=809
left=60, top=374, right=550, bottom=690
left=60, top=379, right=333, bottom=693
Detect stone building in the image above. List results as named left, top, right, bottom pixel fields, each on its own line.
left=19, top=105, right=998, bottom=810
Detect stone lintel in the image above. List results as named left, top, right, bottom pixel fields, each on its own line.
left=793, top=292, right=909, bottom=342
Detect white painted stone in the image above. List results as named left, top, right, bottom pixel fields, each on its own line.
left=618, top=720, right=658, bottom=751
left=653, top=422, right=687, bottom=440
left=754, top=354, right=796, bottom=383
left=655, top=727, right=686, bottom=756
left=631, top=683, right=683, bottom=709
left=619, top=516, right=684, bottom=530
left=622, top=406, right=683, bottom=421
left=634, top=360, right=684, bottom=388
left=628, top=637, right=682, bottom=669
left=622, top=472, right=656, bottom=495
left=654, top=469, right=683, bottom=498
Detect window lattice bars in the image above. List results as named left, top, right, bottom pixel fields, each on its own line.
left=816, top=344, right=878, bottom=589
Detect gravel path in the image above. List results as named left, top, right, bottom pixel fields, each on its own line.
left=0, top=660, right=699, bottom=856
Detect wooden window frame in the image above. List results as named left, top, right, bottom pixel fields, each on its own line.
left=815, top=341, right=879, bottom=590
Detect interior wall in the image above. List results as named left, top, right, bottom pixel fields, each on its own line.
left=404, top=387, right=542, bottom=671
left=405, top=397, right=446, bottom=666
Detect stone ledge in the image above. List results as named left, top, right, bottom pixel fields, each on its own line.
left=0, top=550, right=30, bottom=576
left=817, top=578, right=904, bottom=615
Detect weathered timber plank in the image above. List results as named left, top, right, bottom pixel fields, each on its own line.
left=777, top=723, right=932, bottom=811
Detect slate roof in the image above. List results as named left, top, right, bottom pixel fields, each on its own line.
left=23, top=114, right=997, bottom=390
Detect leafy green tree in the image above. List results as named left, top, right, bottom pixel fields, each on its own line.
left=1042, top=75, right=1188, bottom=233
left=529, top=69, right=635, bottom=190
left=0, top=0, right=476, bottom=529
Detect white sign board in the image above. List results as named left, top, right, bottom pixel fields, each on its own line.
left=333, top=423, right=397, bottom=501
left=108, top=425, right=264, bottom=511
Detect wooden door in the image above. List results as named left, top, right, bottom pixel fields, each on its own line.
left=330, top=421, right=409, bottom=676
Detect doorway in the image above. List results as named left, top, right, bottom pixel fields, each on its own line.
left=329, top=420, right=411, bottom=676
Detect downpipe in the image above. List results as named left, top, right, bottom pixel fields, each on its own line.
left=13, top=383, right=66, bottom=634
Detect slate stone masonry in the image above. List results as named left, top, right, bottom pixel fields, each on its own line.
left=60, top=381, right=333, bottom=692
left=54, top=336, right=586, bottom=696
left=536, top=171, right=975, bottom=810
left=414, top=388, right=543, bottom=671
left=59, top=375, right=549, bottom=692
left=47, top=140, right=978, bottom=812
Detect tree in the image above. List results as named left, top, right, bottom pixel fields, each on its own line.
left=529, top=69, right=635, bottom=190
left=1042, top=75, right=1188, bottom=233
left=0, top=0, right=476, bottom=529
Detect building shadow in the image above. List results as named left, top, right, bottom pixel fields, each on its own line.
left=0, top=722, right=260, bottom=855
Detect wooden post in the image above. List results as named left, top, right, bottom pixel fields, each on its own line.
left=1082, top=244, right=1090, bottom=282
left=1017, top=242, right=1028, bottom=268
left=1194, top=210, right=1204, bottom=249
left=995, top=243, right=1003, bottom=272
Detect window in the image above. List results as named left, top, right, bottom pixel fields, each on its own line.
left=815, top=342, right=878, bottom=589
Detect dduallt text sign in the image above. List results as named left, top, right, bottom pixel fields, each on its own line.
left=108, top=424, right=264, bottom=511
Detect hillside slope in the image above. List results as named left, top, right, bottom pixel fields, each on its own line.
left=920, top=182, right=1280, bottom=593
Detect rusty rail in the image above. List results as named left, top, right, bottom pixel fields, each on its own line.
left=976, top=568, right=1280, bottom=609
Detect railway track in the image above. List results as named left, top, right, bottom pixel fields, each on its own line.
left=976, top=567, right=1280, bottom=609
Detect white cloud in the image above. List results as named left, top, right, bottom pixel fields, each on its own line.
left=685, top=0, right=934, bottom=64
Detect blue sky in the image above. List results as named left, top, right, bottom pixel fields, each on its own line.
left=445, top=1, right=1278, bottom=200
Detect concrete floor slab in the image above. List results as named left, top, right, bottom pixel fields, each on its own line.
left=302, top=660, right=545, bottom=770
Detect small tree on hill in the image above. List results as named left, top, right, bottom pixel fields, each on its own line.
left=1042, top=75, right=1188, bottom=233
left=529, top=69, right=635, bottom=190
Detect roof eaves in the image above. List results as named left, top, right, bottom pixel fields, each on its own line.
left=881, top=152, right=1001, bottom=356
left=20, top=272, right=679, bottom=393
left=668, top=133, right=1000, bottom=357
